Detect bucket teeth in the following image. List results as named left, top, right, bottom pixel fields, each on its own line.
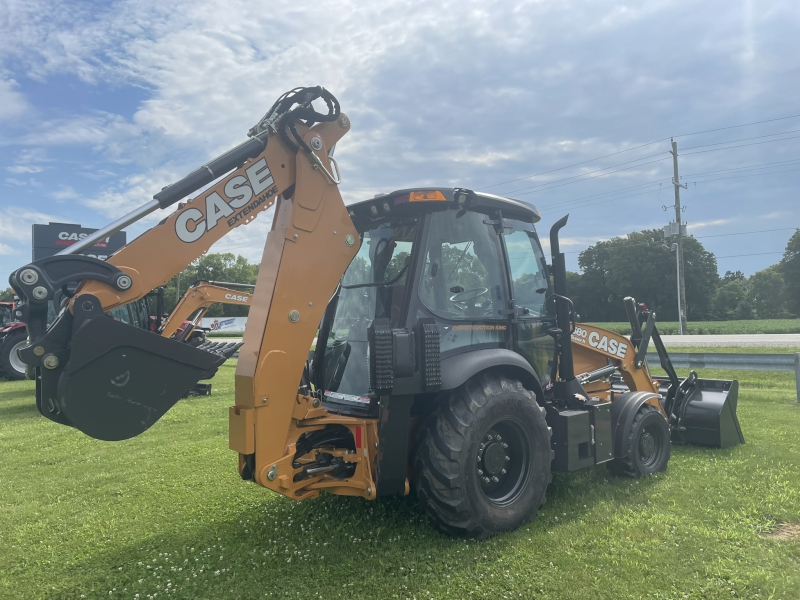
left=195, top=340, right=243, bottom=360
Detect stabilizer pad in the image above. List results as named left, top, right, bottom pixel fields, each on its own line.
left=52, top=316, right=225, bottom=441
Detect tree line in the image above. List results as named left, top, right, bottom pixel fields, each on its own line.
left=567, top=228, right=800, bottom=322
left=1, top=229, right=797, bottom=323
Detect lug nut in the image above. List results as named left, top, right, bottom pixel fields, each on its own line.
left=502, top=442, right=508, bottom=449
left=476, top=454, right=481, bottom=462
left=310, top=136, right=323, bottom=151
left=43, top=355, right=59, bottom=369
left=501, top=468, right=507, bottom=475
left=116, top=275, right=132, bottom=290
left=486, top=435, right=493, bottom=441
left=505, top=455, right=510, bottom=462
left=483, top=477, right=490, bottom=484
left=492, top=476, right=499, bottom=483
left=478, top=469, right=483, bottom=476
left=32, top=286, right=48, bottom=300
left=267, top=465, right=278, bottom=481
left=495, top=435, right=502, bottom=441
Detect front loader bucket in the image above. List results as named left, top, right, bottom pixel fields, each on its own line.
left=40, top=316, right=226, bottom=441
left=674, top=378, right=745, bottom=448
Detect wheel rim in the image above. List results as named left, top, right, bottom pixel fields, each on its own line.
left=476, top=418, right=530, bottom=506
left=638, top=423, right=665, bottom=469
left=8, top=340, right=27, bottom=375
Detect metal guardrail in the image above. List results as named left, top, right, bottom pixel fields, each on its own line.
left=646, top=352, right=800, bottom=402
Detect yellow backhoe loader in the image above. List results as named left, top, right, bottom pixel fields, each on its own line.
left=159, top=279, right=252, bottom=342
left=9, top=87, right=743, bottom=538
left=157, top=280, right=253, bottom=394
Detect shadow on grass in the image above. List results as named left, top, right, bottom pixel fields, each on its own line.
left=44, top=463, right=665, bottom=600
left=0, top=393, right=40, bottom=421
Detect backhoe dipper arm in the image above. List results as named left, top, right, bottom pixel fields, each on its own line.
left=8, top=87, right=360, bottom=446
left=160, top=282, right=253, bottom=340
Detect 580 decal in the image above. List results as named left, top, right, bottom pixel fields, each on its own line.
left=175, top=158, right=279, bottom=243
left=572, top=326, right=628, bottom=358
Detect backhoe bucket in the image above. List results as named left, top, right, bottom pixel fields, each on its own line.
left=40, top=316, right=226, bottom=441
left=674, top=378, right=744, bottom=448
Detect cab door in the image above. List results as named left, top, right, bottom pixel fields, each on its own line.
left=502, top=218, right=556, bottom=389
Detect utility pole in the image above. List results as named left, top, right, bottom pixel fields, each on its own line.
left=670, top=138, right=688, bottom=335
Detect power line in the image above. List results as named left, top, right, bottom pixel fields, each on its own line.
left=680, top=128, right=800, bottom=151
left=682, top=134, right=800, bottom=156
left=508, top=134, right=799, bottom=198
left=556, top=226, right=797, bottom=255
left=696, top=227, right=798, bottom=239
left=716, top=251, right=784, bottom=259
left=682, top=158, right=800, bottom=178
left=509, top=156, right=670, bottom=196
left=478, top=112, right=800, bottom=192
left=478, top=140, right=669, bottom=190
left=682, top=167, right=800, bottom=185
left=535, top=162, right=800, bottom=212
left=672, top=113, right=800, bottom=138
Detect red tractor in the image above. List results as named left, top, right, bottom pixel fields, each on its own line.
left=0, top=300, right=28, bottom=380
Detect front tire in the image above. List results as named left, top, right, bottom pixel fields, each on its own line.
left=412, top=371, right=552, bottom=539
left=607, top=404, right=670, bottom=478
left=0, top=329, right=27, bottom=381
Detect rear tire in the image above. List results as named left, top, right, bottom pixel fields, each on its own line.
left=412, top=371, right=552, bottom=539
left=0, top=329, right=27, bottom=381
left=607, top=404, right=670, bottom=478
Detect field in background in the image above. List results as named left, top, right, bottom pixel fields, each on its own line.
left=590, top=318, right=800, bottom=335
left=1, top=357, right=799, bottom=599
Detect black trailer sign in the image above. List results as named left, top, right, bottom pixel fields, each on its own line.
left=32, top=222, right=126, bottom=261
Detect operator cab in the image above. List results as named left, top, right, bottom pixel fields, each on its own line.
left=315, top=188, right=556, bottom=416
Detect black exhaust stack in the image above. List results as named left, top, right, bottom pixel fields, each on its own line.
left=549, top=215, right=588, bottom=402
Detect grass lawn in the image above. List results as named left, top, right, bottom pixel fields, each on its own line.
left=1, top=359, right=799, bottom=600
left=590, top=319, right=800, bottom=335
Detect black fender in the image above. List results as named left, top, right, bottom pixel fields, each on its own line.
left=611, top=391, right=663, bottom=458
left=440, top=348, right=543, bottom=400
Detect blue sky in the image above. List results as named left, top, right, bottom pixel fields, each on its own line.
left=1, top=0, right=799, bottom=285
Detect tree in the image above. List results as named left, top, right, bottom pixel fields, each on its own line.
left=575, top=229, right=718, bottom=321
left=721, top=270, right=745, bottom=284
left=748, top=266, right=791, bottom=319
left=0, top=287, right=15, bottom=302
left=712, top=279, right=752, bottom=320
left=780, top=229, right=800, bottom=317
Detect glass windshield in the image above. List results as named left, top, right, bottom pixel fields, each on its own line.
left=504, top=219, right=552, bottom=317
left=0, top=304, right=11, bottom=326
left=322, top=216, right=418, bottom=397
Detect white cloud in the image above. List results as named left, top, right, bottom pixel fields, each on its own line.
left=50, top=186, right=80, bottom=200
left=0, top=242, right=17, bottom=255
left=687, top=219, right=733, bottom=230
left=7, top=165, right=44, bottom=174
left=0, top=77, right=28, bottom=120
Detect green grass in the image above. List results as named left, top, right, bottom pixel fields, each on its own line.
left=1, top=360, right=799, bottom=599
left=590, top=318, right=800, bottom=335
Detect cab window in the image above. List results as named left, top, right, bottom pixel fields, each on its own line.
left=109, top=305, right=133, bottom=325
left=503, top=220, right=552, bottom=317
left=419, top=209, right=506, bottom=320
